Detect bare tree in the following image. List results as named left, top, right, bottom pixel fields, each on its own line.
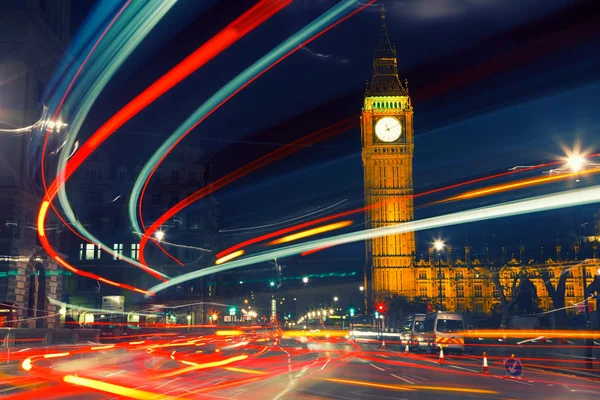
left=537, top=263, right=575, bottom=328
left=468, top=258, right=522, bottom=327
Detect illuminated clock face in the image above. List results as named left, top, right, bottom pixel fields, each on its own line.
left=375, top=117, right=402, bottom=142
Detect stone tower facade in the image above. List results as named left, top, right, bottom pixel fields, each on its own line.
left=362, top=8, right=415, bottom=301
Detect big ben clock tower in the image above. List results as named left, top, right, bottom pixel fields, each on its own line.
left=362, top=7, right=415, bottom=300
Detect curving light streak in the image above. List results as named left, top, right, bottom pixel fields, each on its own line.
left=220, top=199, right=347, bottom=233
left=268, top=220, right=353, bottom=245
left=133, top=1, right=374, bottom=266
left=216, top=250, right=245, bottom=265
left=37, top=1, right=177, bottom=291
left=0, top=107, right=49, bottom=134
left=147, top=185, right=600, bottom=295
left=38, top=0, right=291, bottom=284
left=434, top=167, right=600, bottom=204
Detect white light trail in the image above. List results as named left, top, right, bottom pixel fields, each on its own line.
left=148, top=185, right=600, bottom=295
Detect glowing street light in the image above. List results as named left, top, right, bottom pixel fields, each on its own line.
left=359, top=286, right=364, bottom=292
left=269, top=281, right=275, bottom=287
left=302, top=277, right=309, bottom=284
left=434, top=240, right=445, bottom=251
left=567, top=153, right=586, bottom=173
left=333, top=296, right=338, bottom=302
left=154, top=230, right=165, bottom=242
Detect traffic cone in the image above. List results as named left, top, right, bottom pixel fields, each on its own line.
left=404, top=343, right=410, bottom=355
left=438, top=345, right=445, bottom=365
left=481, top=352, right=490, bottom=374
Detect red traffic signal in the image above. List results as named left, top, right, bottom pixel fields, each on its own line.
left=376, top=303, right=386, bottom=314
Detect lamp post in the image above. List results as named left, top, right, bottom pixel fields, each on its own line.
left=359, top=285, right=365, bottom=315
left=302, top=277, right=309, bottom=322
left=434, top=240, right=445, bottom=311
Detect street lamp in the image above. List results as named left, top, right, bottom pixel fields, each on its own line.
left=333, top=296, right=338, bottom=302
left=302, top=277, right=309, bottom=321
left=567, top=153, right=586, bottom=173
left=155, top=230, right=165, bottom=242
left=434, top=240, right=445, bottom=311
left=359, top=286, right=364, bottom=292
left=269, top=281, right=275, bottom=288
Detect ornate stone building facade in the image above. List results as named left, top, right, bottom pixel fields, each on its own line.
left=0, top=1, right=71, bottom=328
left=415, top=243, right=598, bottom=315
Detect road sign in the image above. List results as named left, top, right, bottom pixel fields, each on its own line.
left=504, top=357, right=523, bottom=377
left=102, top=296, right=124, bottom=312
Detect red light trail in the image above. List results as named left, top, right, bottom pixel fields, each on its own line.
left=36, top=0, right=292, bottom=292
left=137, top=2, right=376, bottom=267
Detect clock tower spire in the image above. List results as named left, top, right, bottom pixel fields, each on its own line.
left=362, top=5, right=415, bottom=302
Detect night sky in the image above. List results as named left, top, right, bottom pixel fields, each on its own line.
left=69, top=0, right=600, bottom=281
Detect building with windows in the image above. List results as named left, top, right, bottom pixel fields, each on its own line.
left=413, top=242, right=598, bottom=316
left=64, top=146, right=218, bottom=320
left=0, top=0, right=71, bottom=328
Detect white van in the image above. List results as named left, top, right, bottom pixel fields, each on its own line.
left=422, top=312, right=465, bottom=353
left=401, top=314, right=426, bottom=351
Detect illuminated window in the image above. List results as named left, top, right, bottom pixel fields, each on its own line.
left=79, top=243, right=84, bottom=260
left=457, top=284, right=464, bottom=298
left=113, top=243, right=123, bottom=260
left=85, top=243, right=96, bottom=260
left=418, top=270, right=427, bottom=280
left=419, top=286, right=427, bottom=297
left=131, top=244, right=139, bottom=260
left=566, top=283, right=574, bottom=297
left=474, top=284, right=482, bottom=297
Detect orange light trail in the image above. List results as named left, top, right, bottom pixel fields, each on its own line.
left=320, top=378, right=499, bottom=395
left=215, top=250, right=245, bottom=265
left=215, top=330, right=244, bottom=336
left=434, top=167, right=600, bottom=204
left=157, top=354, right=249, bottom=379
left=64, top=375, right=187, bottom=400
left=223, top=366, right=267, bottom=375
left=138, top=2, right=376, bottom=267
left=36, top=0, right=291, bottom=292
left=268, top=221, right=353, bottom=245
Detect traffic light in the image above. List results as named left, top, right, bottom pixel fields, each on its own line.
left=376, top=303, right=386, bottom=314
left=229, top=307, right=236, bottom=316
left=349, top=308, right=355, bottom=317
left=374, top=311, right=379, bottom=318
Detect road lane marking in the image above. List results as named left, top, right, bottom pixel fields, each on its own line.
left=547, top=352, right=595, bottom=360
left=449, top=365, right=478, bottom=373
left=493, top=376, right=533, bottom=386
left=369, top=363, right=385, bottom=371
left=390, top=373, right=415, bottom=384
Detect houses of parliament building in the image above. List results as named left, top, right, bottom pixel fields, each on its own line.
left=361, top=8, right=598, bottom=315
